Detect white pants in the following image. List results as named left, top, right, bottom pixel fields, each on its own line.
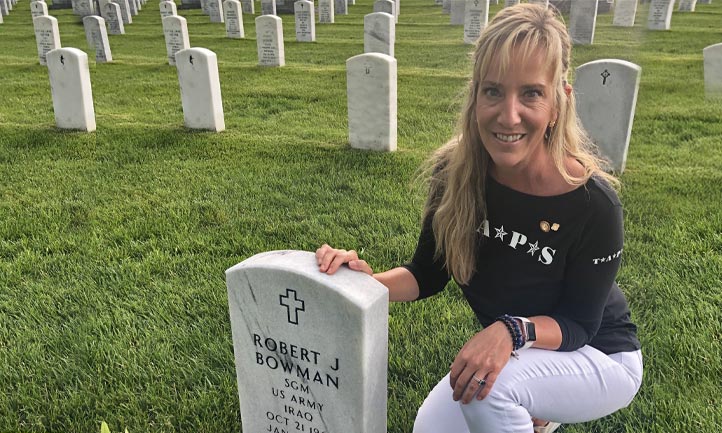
left=413, top=346, right=643, bottom=433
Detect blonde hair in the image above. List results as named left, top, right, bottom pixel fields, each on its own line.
left=425, top=3, right=617, bottom=285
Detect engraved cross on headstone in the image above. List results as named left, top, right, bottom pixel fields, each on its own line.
left=601, top=69, right=610, bottom=85
left=279, top=288, right=305, bottom=325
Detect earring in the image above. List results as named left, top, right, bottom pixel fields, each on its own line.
left=548, top=120, right=556, bottom=128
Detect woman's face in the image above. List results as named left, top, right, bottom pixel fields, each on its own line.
left=475, top=49, right=557, bottom=174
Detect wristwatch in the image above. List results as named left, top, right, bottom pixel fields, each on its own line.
left=514, top=317, right=536, bottom=350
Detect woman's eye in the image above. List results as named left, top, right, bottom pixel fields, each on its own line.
left=525, top=89, right=543, bottom=98
left=483, top=87, right=501, bottom=97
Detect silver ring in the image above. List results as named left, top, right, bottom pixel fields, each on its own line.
left=472, top=375, right=486, bottom=386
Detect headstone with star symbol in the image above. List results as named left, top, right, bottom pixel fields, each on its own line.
left=226, top=250, right=388, bottom=433
left=294, top=0, right=315, bottom=42
left=175, top=47, right=225, bottom=131
left=463, top=0, right=488, bottom=45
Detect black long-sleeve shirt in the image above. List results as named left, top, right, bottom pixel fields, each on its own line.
left=403, top=175, right=641, bottom=355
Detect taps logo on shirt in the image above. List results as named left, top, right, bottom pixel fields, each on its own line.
left=477, top=220, right=556, bottom=265
left=593, top=249, right=623, bottom=265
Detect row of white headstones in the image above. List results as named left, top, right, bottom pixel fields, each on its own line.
left=20, top=0, right=722, bottom=174
left=0, top=0, right=20, bottom=22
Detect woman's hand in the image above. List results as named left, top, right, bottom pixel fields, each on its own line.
left=315, top=244, right=373, bottom=275
left=449, top=321, right=515, bottom=404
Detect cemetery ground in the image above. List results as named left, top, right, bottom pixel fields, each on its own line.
left=1, top=1, right=722, bottom=432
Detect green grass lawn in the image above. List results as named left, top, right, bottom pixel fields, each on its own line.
left=1, top=0, right=721, bottom=432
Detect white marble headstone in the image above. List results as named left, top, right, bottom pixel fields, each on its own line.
left=373, top=0, right=394, bottom=16
left=442, top=0, right=450, bottom=14
left=0, top=9, right=3, bottom=23
left=464, top=0, right=488, bottom=45
left=83, top=15, right=112, bottom=62
left=160, top=0, right=177, bottom=17
left=127, top=0, right=138, bottom=15
left=175, top=47, right=225, bottom=131
left=261, top=0, right=275, bottom=14
left=72, top=0, right=95, bottom=16
left=105, top=2, right=125, bottom=34
left=31, top=1, right=48, bottom=17
left=163, top=15, right=190, bottom=66
left=678, top=0, right=697, bottom=10
left=0, top=0, right=7, bottom=17
left=334, top=0, right=347, bottom=15
left=226, top=251, right=388, bottom=433
left=364, top=12, right=394, bottom=58
left=97, top=0, right=111, bottom=19
left=207, top=0, right=224, bottom=22
left=647, top=0, right=674, bottom=30
left=112, top=0, right=132, bottom=24
left=575, top=59, right=641, bottom=174
left=240, top=0, right=253, bottom=14
left=612, top=0, right=637, bottom=26
left=449, top=0, right=464, bottom=25
left=256, top=15, right=284, bottom=67
left=703, top=43, right=722, bottom=99
left=33, top=15, right=61, bottom=66
left=504, top=0, right=519, bottom=5
left=347, top=52, right=397, bottom=151
left=318, top=0, right=333, bottom=23
left=528, top=0, right=548, bottom=6
left=294, top=0, right=315, bottom=42
left=46, top=47, right=96, bottom=132
left=224, top=0, right=244, bottom=38
left=569, top=0, right=598, bottom=45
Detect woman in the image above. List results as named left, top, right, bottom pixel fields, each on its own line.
left=316, top=4, right=642, bottom=433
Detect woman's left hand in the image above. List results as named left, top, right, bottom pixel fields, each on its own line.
left=449, top=320, right=515, bottom=404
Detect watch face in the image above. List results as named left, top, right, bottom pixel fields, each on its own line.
left=527, top=322, right=537, bottom=341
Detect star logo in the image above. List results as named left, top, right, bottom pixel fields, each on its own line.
left=495, top=225, right=508, bottom=241
left=527, top=241, right=540, bottom=256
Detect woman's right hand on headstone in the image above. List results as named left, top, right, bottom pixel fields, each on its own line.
left=315, top=244, right=373, bottom=276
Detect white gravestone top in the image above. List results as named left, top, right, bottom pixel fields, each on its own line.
left=347, top=52, right=397, bottom=152
left=72, top=0, right=95, bottom=16
left=574, top=59, right=641, bottom=174
left=373, top=0, right=394, bottom=16
left=294, top=0, right=315, bottom=42
left=528, top=0, right=549, bottom=6
left=334, top=0, right=347, bottom=15
left=703, top=43, right=722, bottom=99
left=160, top=0, right=177, bottom=17
left=83, top=15, right=112, bottom=63
left=163, top=15, right=190, bottom=66
left=568, top=0, right=598, bottom=45
left=226, top=250, right=389, bottom=433
left=504, top=0, right=519, bottom=5
left=112, top=0, right=132, bottom=24
left=318, top=0, right=334, bottom=23
left=612, top=0, right=637, bottom=27
left=46, top=47, right=96, bottom=132
left=261, top=0, right=275, bottom=14
left=647, top=0, right=674, bottom=30
left=240, top=0, right=253, bottom=14
left=175, top=47, right=225, bottom=131
left=678, top=0, right=697, bottom=10
left=0, top=0, right=7, bottom=17
left=224, top=0, right=244, bottom=38
left=256, top=15, right=285, bottom=67
left=31, top=1, right=48, bottom=17
left=364, top=12, right=394, bottom=58
left=207, top=0, right=224, bottom=22
left=33, top=15, right=61, bottom=66
left=464, top=0, right=488, bottom=45
left=105, top=2, right=125, bottom=34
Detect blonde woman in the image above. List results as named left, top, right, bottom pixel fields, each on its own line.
left=317, top=4, right=642, bottom=432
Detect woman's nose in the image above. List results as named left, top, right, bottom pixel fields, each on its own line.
left=497, top=96, right=522, bottom=128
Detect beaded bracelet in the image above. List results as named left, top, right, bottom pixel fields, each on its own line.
left=495, top=314, right=525, bottom=351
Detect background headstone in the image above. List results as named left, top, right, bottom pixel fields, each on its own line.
left=162, top=15, right=190, bottom=65
left=575, top=59, right=641, bottom=173
left=678, top=0, right=697, bottom=10
left=612, top=0, right=637, bottom=26
left=647, top=0, right=675, bottom=30
left=347, top=52, right=397, bottom=152
left=0, top=0, right=9, bottom=16
left=83, top=15, right=112, bottom=62
left=703, top=43, right=722, bottom=98
left=464, top=0, right=488, bottom=45
left=175, top=47, right=225, bottom=131
left=226, top=250, right=388, bottom=433
left=261, top=0, right=275, bottom=14
left=207, top=0, right=224, bottom=22
left=449, top=0, right=464, bottom=25
left=318, top=0, right=333, bottom=23
left=105, top=2, right=125, bottom=34
left=294, top=0, right=314, bottom=42
left=72, top=0, right=95, bottom=15
left=33, top=15, right=61, bottom=66
left=127, top=0, right=137, bottom=15
left=240, top=0, right=252, bottom=13
left=112, top=0, right=132, bottom=24
left=334, top=0, right=346, bottom=14
left=504, top=0, right=519, bottom=6
left=569, top=0, right=598, bottom=45
left=180, top=0, right=202, bottom=9
left=549, top=0, right=570, bottom=13
left=224, top=0, right=243, bottom=38
left=372, top=0, right=394, bottom=16
left=364, top=12, right=394, bottom=57
left=256, top=14, right=284, bottom=66
left=31, top=0, right=49, bottom=16
left=160, top=0, right=177, bottom=17
left=528, top=0, right=548, bottom=6
left=442, top=0, right=450, bottom=14
left=46, top=47, right=96, bottom=132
